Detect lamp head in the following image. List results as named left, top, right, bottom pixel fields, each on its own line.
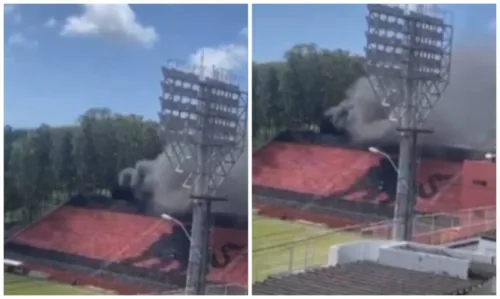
left=161, top=213, right=173, bottom=221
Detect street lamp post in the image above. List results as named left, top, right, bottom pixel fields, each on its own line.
left=161, top=213, right=192, bottom=242
left=368, top=147, right=399, bottom=174
left=369, top=146, right=413, bottom=237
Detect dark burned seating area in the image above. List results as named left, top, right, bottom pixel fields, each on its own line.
left=274, top=129, right=488, bottom=162
left=68, top=193, right=248, bottom=229
left=252, top=261, right=495, bottom=295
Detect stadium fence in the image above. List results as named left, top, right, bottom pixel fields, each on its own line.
left=253, top=205, right=496, bottom=282
left=162, top=283, right=247, bottom=295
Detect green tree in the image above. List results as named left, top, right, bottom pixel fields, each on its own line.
left=9, top=136, right=39, bottom=222
left=252, top=44, right=365, bottom=143
left=74, top=114, right=99, bottom=191
left=53, top=130, right=77, bottom=193
left=31, top=124, right=56, bottom=209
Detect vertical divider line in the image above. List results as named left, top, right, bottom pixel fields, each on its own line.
left=246, top=2, right=254, bottom=295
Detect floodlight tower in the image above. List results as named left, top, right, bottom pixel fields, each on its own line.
left=365, top=4, right=453, bottom=241
left=159, top=58, right=247, bottom=294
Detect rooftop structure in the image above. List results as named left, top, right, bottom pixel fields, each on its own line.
left=253, top=238, right=496, bottom=295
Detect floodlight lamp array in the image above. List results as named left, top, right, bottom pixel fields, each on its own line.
left=158, top=61, right=247, bottom=193
left=159, top=67, right=241, bottom=145
left=365, top=4, right=453, bottom=127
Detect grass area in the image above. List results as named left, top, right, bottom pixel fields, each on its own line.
left=252, top=216, right=365, bottom=282
left=4, top=273, right=102, bottom=295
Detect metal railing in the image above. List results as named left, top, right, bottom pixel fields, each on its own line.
left=362, top=205, right=496, bottom=244
left=254, top=194, right=390, bottom=223
left=163, top=284, right=247, bottom=295
left=252, top=205, right=496, bottom=282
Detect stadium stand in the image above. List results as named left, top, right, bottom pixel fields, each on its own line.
left=253, top=142, right=380, bottom=196
left=5, top=197, right=248, bottom=294
left=253, top=130, right=496, bottom=229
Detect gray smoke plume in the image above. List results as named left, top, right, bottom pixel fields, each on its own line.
left=323, top=78, right=394, bottom=143
left=214, top=144, right=248, bottom=215
left=118, top=143, right=248, bottom=217
left=424, top=37, right=496, bottom=149
left=324, top=34, right=496, bottom=149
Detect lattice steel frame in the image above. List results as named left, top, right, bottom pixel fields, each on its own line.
left=158, top=59, right=247, bottom=195
left=365, top=4, right=453, bottom=128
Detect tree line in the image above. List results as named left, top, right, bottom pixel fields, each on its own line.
left=252, top=43, right=365, bottom=146
left=5, top=44, right=365, bottom=222
left=4, top=108, right=163, bottom=223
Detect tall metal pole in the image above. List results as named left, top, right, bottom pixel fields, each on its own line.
left=161, top=54, right=246, bottom=295
left=394, top=138, right=411, bottom=240
left=393, top=15, right=415, bottom=241
left=186, top=53, right=209, bottom=295
left=403, top=4, right=423, bottom=242
left=185, top=200, right=205, bottom=294
left=365, top=5, right=453, bottom=242
left=199, top=200, right=212, bottom=290
left=405, top=131, right=418, bottom=239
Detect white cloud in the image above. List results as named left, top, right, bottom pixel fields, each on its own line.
left=239, top=27, right=248, bottom=37
left=45, top=17, right=57, bottom=28
left=7, top=33, right=38, bottom=48
left=189, top=44, right=248, bottom=79
left=60, top=4, right=158, bottom=48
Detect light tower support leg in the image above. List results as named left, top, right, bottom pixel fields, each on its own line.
left=198, top=199, right=212, bottom=292
left=404, top=131, right=418, bottom=240
left=393, top=136, right=411, bottom=241
left=394, top=17, right=416, bottom=242
left=398, top=127, right=432, bottom=241
left=185, top=200, right=205, bottom=294
left=185, top=146, right=209, bottom=295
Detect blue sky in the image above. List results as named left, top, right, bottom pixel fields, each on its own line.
left=253, top=4, right=496, bottom=62
left=4, top=4, right=248, bottom=128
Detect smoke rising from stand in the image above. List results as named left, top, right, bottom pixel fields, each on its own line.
left=118, top=144, right=248, bottom=218
left=322, top=78, right=394, bottom=143
left=322, top=35, right=495, bottom=149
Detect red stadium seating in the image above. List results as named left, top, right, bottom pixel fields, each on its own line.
left=253, top=142, right=495, bottom=215
left=253, top=142, right=378, bottom=196
left=11, top=207, right=247, bottom=286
